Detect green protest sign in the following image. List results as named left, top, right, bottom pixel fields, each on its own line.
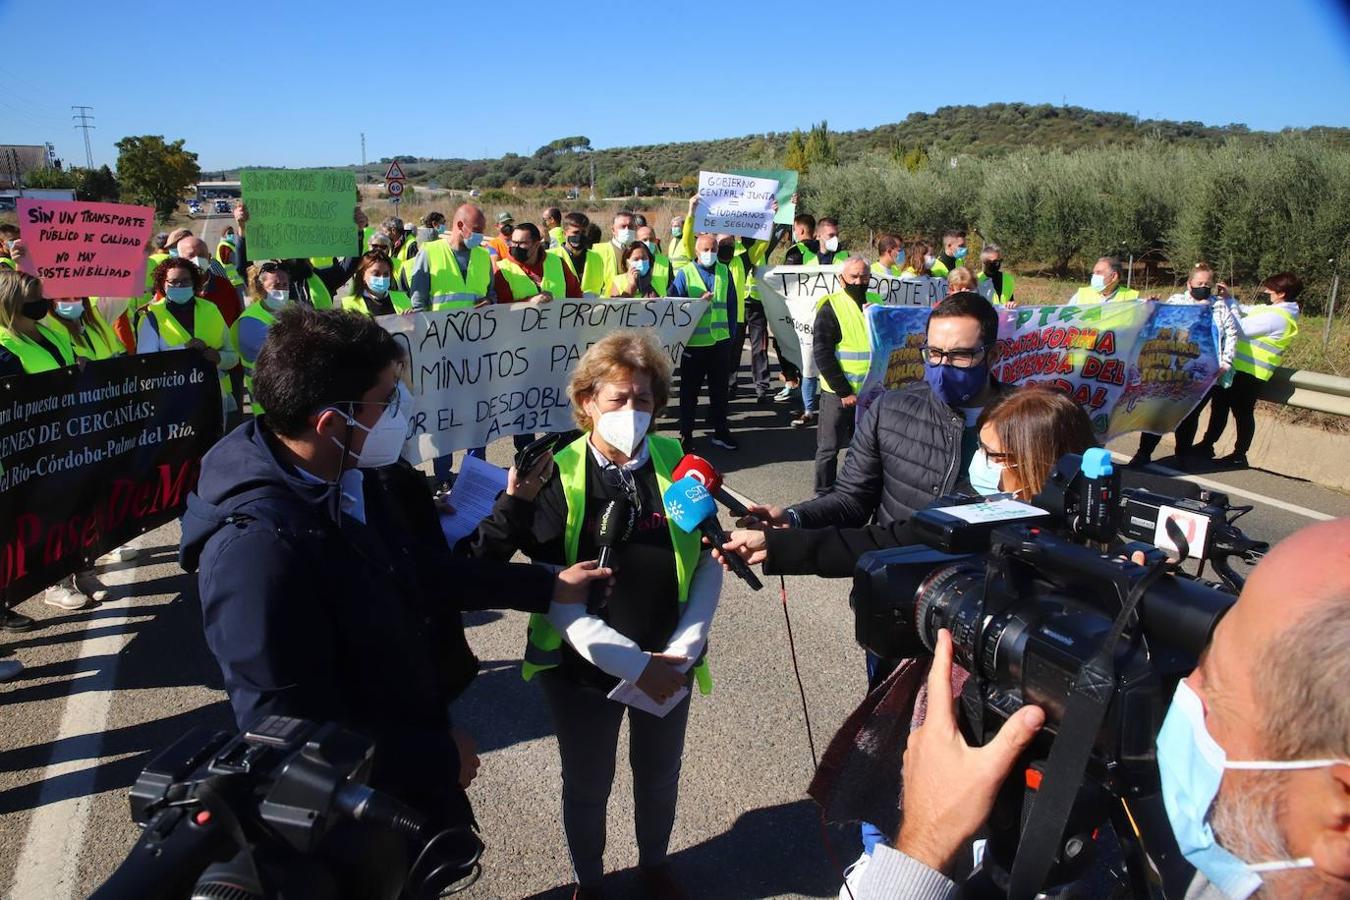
left=731, top=168, right=798, bottom=225
left=240, top=169, right=357, bottom=260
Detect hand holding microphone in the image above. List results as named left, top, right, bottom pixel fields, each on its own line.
left=663, top=476, right=763, bottom=591
left=672, top=454, right=752, bottom=519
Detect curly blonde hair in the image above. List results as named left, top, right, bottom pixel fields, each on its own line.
left=568, top=330, right=672, bottom=432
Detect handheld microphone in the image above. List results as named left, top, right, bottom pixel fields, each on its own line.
left=672, top=454, right=751, bottom=519
left=662, top=476, right=763, bottom=591
left=590, top=497, right=633, bottom=613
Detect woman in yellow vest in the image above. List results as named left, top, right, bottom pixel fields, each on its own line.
left=48, top=296, right=123, bottom=361
left=232, top=261, right=294, bottom=410
left=1197, top=272, right=1303, bottom=468
left=467, top=332, right=723, bottom=899
left=342, top=251, right=412, bottom=316
left=0, top=269, right=107, bottom=618
left=137, top=258, right=237, bottom=409
left=608, top=241, right=668, bottom=298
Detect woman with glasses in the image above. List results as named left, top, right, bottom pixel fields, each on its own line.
left=138, top=257, right=237, bottom=410
left=608, top=241, right=666, bottom=299
left=466, top=331, right=723, bottom=900
left=342, top=251, right=412, bottom=316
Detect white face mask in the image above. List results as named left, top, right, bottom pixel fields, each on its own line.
left=264, top=289, right=290, bottom=310
left=327, top=383, right=411, bottom=469
left=698, top=250, right=717, bottom=268
left=594, top=408, right=651, bottom=457
left=193, top=255, right=212, bottom=271
left=822, top=235, right=840, bottom=253
left=615, top=228, right=635, bottom=245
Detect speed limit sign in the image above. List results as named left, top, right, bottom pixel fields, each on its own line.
left=387, top=180, right=404, bottom=197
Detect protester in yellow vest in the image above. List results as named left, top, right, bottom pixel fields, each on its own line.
left=542, top=212, right=606, bottom=298
left=634, top=224, right=673, bottom=290
left=541, top=207, right=565, bottom=250
left=49, top=297, right=123, bottom=361
left=928, top=229, right=968, bottom=278
left=342, top=251, right=413, bottom=316
left=1197, top=272, right=1303, bottom=469
left=666, top=215, right=690, bottom=265
left=608, top=242, right=669, bottom=298
left=0, top=224, right=22, bottom=270
left=407, top=202, right=495, bottom=312
left=233, top=261, right=292, bottom=410
left=785, top=214, right=848, bottom=266
left=872, top=234, right=906, bottom=277
left=465, top=331, right=722, bottom=900
left=136, top=258, right=236, bottom=403
left=975, top=242, right=1016, bottom=307
left=672, top=234, right=738, bottom=450
left=1069, top=256, right=1141, bottom=304
left=0, top=270, right=110, bottom=617
left=493, top=223, right=554, bottom=304
left=812, top=258, right=877, bottom=494
left=591, top=210, right=637, bottom=289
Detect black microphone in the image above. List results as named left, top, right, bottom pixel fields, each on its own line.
left=589, top=497, right=633, bottom=613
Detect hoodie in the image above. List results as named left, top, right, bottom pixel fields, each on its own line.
left=181, top=419, right=555, bottom=822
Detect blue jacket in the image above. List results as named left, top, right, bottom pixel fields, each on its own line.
left=179, top=419, right=555, bottom=822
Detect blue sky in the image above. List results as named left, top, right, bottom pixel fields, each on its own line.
left=2, top=0, right=1347, bottom=172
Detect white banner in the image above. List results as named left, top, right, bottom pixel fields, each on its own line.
left=757, top=265, right=943, bottom=373
left=694, top=171, right=779, bottom=241
left=382, top=298, right=708, bottom=459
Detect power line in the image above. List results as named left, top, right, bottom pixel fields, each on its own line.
left=72, top=105, right=95, bottom=169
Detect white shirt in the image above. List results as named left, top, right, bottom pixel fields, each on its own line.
left=1237, top=301, right=1300, bottom=341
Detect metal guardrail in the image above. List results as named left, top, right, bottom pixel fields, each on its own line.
left=1259, top=367, right=1350, bottom=417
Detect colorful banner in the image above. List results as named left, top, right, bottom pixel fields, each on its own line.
left=1, top=353, right=223, bottom=604
left=239, top=169, right=357, bottom=260
left=381, top=298, right=708, bottom=459
left=694, top=171, right=779, bottom=241
left=730, top=168, right=798, bottom=225
left=858, top=301, right=1220, bottom=439
left=758, top=265, right=940, bottom=374
left=17, top=199, right=153, bottom=297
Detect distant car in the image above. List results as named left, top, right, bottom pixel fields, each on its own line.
left=214, top=199, right=231, bottom=214
left=469, top=189, right=480, bottom=198
left=188, top=200, right=202, bottom=215
left=0, top=198, right=15, bottom=212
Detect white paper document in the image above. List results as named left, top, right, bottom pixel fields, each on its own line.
left=934, top=498, right=1049, bottom=524
left=438, top=455, right=509, bottom=547
left=607, top=658, right=695, bottom=718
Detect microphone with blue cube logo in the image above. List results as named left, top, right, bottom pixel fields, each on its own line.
left=663, top=475, right=763, bottom=590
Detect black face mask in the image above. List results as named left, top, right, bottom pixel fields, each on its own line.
left=21, top=299, right=49, bottom=321
left=566, top=234, right=586, bottom=250
left=1256, top=290, right=1273, bottom=305
left=984, top=260, right=1001, bottom=275
left=1189, top=285, right=1212, bottom=301
left=717, top=240, right=736, bottom=263
left=510, top=245, right=531, bottom=263
left=843, top=282, right=868, bottom=303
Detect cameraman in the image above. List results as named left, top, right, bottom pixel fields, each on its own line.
left=854, top=518, right=1350, bottom=900
left=180, top=307, right=611, bottom=832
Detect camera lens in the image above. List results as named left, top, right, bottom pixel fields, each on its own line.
left=916, top=561, right=988, bottom=669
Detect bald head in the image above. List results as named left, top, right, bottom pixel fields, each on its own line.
left=177, top=236, right=209, bottom=260
left=449, top=204, right=486, bottom=250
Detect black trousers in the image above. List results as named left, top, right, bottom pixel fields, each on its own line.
left=678, top=343, right=731, bottom=438
left=1202, top=370, right=1262, bottom=456
left=728, top=300, right=770, bottom=394
left=814, top=391, right=855, bottom=495
left=1136, top=385, right=1213, bottom=458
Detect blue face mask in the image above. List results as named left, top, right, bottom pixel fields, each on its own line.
left=464, top=232, right=484, bottom=249
left=367, top=275, right=391, bottom=296
left=631, top=258, right=651, bottom=276
left=894, top=250, right=906, bottom=269
left=165, top=285, right=195, bottom=305
left=968, top=448, right=1006, bottom=496
left=1090, top=273, right=1108, bottom=292
left=1157, top=680, right=1337, bottom=899
left=923, top=359, right=988, bottom=407
left=953, top=246, right=967, bottom=260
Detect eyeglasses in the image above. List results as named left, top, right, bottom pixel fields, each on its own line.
left=332, top=372, right=407, bottom=418
left=978, top=441, right=1016, bottom=467
left=919, top=344, right=987, bottom=368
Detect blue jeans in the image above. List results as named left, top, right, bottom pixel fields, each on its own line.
left=801, top=376, right=819, bottom=414
left=861, top=651, right=896, bottom=855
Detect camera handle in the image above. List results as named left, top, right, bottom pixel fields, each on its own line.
left=1004, top=555, right=1169, bottom=900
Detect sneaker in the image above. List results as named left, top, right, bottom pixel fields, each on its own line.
left=773, top=385, right=793, bottom=402
left=1216, top=453, right=1249, bottom=469
left=43, top=584, right=91, bottom=611
left=73, top=571, right=109, bottom=602
left=638, top=864, right=688, bottom=900
left=709, top=432, right=739, bottom=451
left=98, top=543, right=140, bottom=563
left=1, top=609, right=36, bottom=632
left=839, top=851, right=872, bottom=900
left=791, top=412, right=816, bottom=428
left=0, top=659, right=21, bottom=682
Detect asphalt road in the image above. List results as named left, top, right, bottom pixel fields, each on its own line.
left=2, top=369, right=1347, bottom=900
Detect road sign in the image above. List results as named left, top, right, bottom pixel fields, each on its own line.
left=384, top=161, right=406, bottom=182
left=387, top=180, right=404, bottom=197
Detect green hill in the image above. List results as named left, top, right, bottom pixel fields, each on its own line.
left=350, top=102, right=1349, bottom=195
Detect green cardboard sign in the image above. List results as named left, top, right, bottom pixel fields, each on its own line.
left=731, top=168, right=798, bottom=225
left=240, top=169, right=357, bottom=260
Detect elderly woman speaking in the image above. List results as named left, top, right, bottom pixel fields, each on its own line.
left=468, top=330, right=722, bottom=900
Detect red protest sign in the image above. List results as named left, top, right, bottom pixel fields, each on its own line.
left=17, top=199, right=154, bottom=297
